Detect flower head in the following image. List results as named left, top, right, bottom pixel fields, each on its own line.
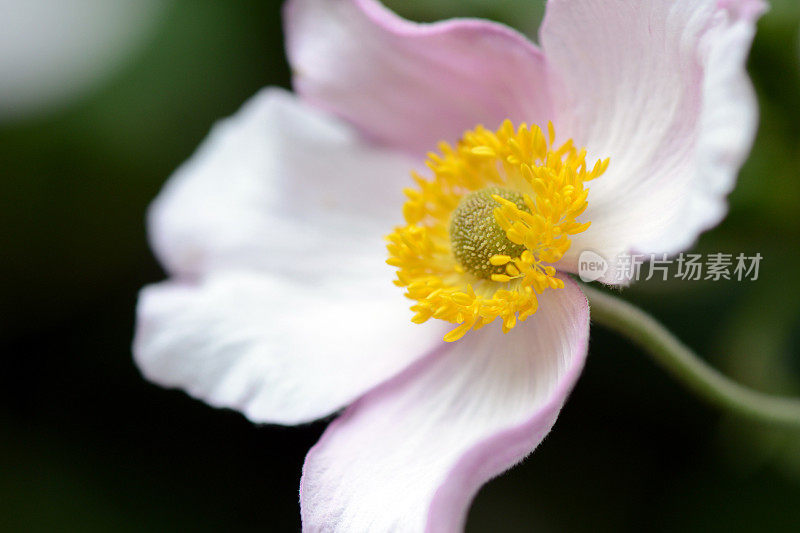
left=134, top=0, right=765, bottom=531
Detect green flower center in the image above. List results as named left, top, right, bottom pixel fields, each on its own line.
left=449, top=187, right=529, bottom=279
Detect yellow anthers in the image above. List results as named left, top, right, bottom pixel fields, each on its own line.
left=386, top=120, right=608, bottom=342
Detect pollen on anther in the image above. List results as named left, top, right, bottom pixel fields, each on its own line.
left=386, top=120, right=608, bottom=342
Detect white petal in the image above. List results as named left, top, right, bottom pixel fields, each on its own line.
left=541, top=0, right=765, bottom=281
left=149, top=87, right=418, bottom=281
left=300, top=277, right=589, bottom=532
left=284, top=0, right=552, bottom=156
left=134, top=271, right=449, bottom=425
left=138, top=88, right=450, bottom=423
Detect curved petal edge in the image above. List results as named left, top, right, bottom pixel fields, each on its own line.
left=284, top=0, right=553, bottom=155
left=300, top=276, right=589, bottom=532
left=542, top=0, right=765, bottom=281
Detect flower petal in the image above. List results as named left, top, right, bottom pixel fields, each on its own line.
left=300, top=277, right=589, bottom=532
left=284, top=0, right=552, bottom=155
left=149, top=87, right=417, bottom=280
left=542, top=0, right=765, bottom=280
left=140, top=88, right=451, bottom=424
left=134, top=271, right=449, bottom=425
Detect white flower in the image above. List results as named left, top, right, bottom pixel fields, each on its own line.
left=134, top=1, right=764, bottom=530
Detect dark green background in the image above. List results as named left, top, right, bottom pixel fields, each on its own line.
left=2, top=0, right=800, bottom=531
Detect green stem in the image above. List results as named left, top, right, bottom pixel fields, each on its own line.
left=582, top=284, right=800, bottom=428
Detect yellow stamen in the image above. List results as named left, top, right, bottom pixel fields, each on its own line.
left=386, top=120, right=608, bottom=342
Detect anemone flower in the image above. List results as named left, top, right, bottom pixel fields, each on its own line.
left=133, top=0, right=764, bottom=530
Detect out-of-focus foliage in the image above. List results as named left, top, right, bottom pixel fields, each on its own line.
left=1, top=1, right=799, bottom=531
left=384, top=0, right=544, bottom=33
left=0, top=0, right=168, bottom=121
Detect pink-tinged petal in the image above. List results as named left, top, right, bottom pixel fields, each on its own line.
left=134, top=271, right=449, bottom=425
left=300, top=277, right=589, bottom=532
left=542, top=0, right=765, bottom=281
left=139, top=88, right=451, bottom=423
left=284, top=0, right=552, bottom=155
left=149, top=87, right=417, bottom=280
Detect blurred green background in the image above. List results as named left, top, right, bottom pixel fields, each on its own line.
left=2, top=0, right=800, bottom=531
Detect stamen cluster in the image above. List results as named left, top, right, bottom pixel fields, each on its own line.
left=386, top=120, right=608, bottom=342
